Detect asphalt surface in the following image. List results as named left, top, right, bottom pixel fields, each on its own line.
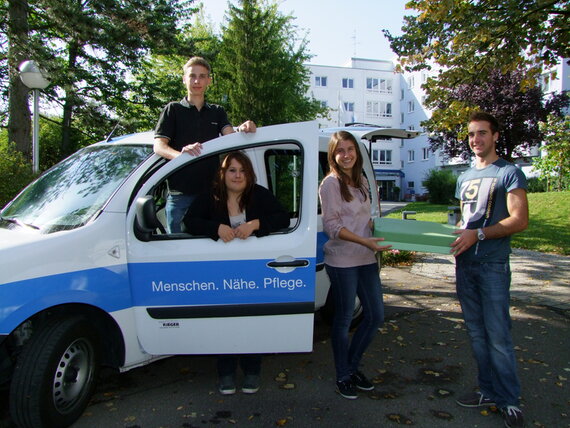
left=1, top=246, right=569, bottom=428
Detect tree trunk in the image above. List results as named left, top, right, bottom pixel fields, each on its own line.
left=61, top=41, right=80, bottom=157
left=7, top=0, right=32, bottom=160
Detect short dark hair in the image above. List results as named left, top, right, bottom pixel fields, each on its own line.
left=469, top=111, right=500, bottom=134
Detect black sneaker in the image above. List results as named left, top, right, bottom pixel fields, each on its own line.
left=336, top=379, right=358, bottom=399
left=501, top=405, right=524, bottom=428
left=242, top=374, right=260, bottom=394
left=218, top=375, right=236, bottom=395
left=350, top=371, right=374, bottom=391
left=456, top=391, right=496, bottom=407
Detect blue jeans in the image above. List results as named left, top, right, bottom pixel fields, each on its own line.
left=165, top=193, right=195, bottom=233
left=456, top=259, right=520, bottom=407
left=217, top=355, right=262, bottom=377
left=325, top=262, right=384, bottom=381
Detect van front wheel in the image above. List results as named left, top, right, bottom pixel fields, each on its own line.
left=10, top=316, right=100, bottom=428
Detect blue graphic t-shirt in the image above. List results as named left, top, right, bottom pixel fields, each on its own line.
left=455, top=158, right=527, bottom=261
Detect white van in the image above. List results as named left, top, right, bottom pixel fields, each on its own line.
left=0, top=121, right=415, bottom=428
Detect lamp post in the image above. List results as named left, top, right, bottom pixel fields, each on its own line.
left=19, top=60, right=50, bottom=174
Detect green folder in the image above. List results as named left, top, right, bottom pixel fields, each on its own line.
left=373, top=217, right=457, bottom=254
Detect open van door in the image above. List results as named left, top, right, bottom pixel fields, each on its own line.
left=126, top=121, right=318, bottom=355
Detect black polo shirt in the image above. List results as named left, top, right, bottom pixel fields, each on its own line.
left=155, top=98, right=232, bottom=194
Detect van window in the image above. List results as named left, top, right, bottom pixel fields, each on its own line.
left=1, top=145, right=152, bottom=233
left=264, top=149, right=303, bottom=218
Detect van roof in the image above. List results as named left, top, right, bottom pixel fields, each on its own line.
left=320, top=125, right=420, bottom=142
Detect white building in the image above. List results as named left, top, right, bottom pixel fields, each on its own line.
left=308, top=58, right=447, bottom=200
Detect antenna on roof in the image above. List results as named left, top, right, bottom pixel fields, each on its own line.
left=104, top=122, right=121, bottom=143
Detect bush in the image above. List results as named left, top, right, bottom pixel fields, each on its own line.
left=527, top=176, right=548, bottom=193
left=0, top=140, right=36, bottom=208
left=381, top=249, right=416, bottom=266
left=422, top=168, right=458, bottom=205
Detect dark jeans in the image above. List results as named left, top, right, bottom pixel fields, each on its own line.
left=217, top=355, right=262, bottom=377
left=325, top=262, right=384, bottom=381
left=456, top=259, right=520, bottom=407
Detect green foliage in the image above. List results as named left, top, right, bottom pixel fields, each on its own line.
left=215, top=0, right=326, bottom=126
left=4, top=0, right=197, bottom=156
left=532, top=115, right=570, bottom=191
left=385, top=0, right=569, bottom=86
left=381, top=249, right=416, bottom=267
left=422, top=169, right=458, bottom=205
left=0, top=136, right=36, bottom=208
left=526, top=177, right=548, bottom=193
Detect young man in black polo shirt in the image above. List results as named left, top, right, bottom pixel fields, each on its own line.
left=154, top=56, right=256, bottom=232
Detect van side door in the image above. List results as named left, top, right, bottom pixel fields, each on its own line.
left=126, top=121, right=318, bottom=355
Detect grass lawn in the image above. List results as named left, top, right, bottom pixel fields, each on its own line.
left=385, top=191, right=569, bottom=255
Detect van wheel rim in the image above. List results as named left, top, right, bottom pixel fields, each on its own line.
left=52, top=338, right=94, bottom=413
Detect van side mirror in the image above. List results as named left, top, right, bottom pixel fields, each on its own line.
left=134, top=195, right=166, bottom=241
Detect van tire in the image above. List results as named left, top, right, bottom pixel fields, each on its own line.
left=320, top=293, right=364, bottom=329
left=9, top=316, right=100, bottom=428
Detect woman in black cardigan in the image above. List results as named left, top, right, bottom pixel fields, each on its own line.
left=183, top=151, right=289, bottom=395
left=184, top=151, right=289, bottom=242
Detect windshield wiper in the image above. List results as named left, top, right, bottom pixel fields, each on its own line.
left=0, top=216, right=40, bottom=230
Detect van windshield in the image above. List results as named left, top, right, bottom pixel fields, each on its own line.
left=0, top=144, right=152, bottom=233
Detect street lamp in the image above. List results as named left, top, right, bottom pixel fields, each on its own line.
left=19, top=60, right=50, bottom=174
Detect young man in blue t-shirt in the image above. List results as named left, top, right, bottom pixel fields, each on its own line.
left=451, top=111, right=529, bottom=428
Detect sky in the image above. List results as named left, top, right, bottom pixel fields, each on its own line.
left=198, top=0, right=411, bottom=66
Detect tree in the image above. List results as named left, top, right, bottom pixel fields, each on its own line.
left=384, top=0, right=569, bottom=87
left=422, top=168, right=457, bottom=204
left=424, top=67, right=569, bottom=162
left=2, top=0, right=196, bottom=162
left=114, top=6, right=221, bottom=133
left=215, top=0, right=325, bottom=126
left=533, top=114, right=570, bottom=191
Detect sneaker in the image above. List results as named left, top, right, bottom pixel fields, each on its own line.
left=242, top=374, right=260, bottom=394
left=501, top=405, right=524, bottom=428
left=456, top=391, right=496, bottom=408
left=336, top=379, right=358, bottom=399
left=350, top=371, right=374, bottom=391
left=218, top=375, right=236, bottom=395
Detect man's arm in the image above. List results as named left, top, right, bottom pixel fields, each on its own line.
left=451, top=188, right=529, bottom=256
left=153, top=137, right=181, bottom=160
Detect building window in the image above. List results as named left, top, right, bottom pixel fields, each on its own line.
left=408, top=181, right=415, bottom=188
left=342, top=78, right=354, bottom=89
left=408, top=150, right=415, bottom=162
left=379, top=78, right=393, bottom=93
left=400, top=113, right=404, bottom=124
left=372, top=149, right=392, bottom=165
left=422, top=147, right=430, bottom=160
left=315, top=76, right=327, bottom=87
left=407, top=76, right=415, bottom=89
left=408, top=125, right=415, bottom=130
left=343, top=102, right=354, bottom=112
left=400, top=89, right=404, bottom=100
left=366, top=77, right=379, bottom=91
left=408, top=101, right=415, bottom=113
left=366, top=101, right=392, bottom=118
left=320, top=100, right=328, bottom=108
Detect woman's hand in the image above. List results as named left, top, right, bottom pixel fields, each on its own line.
left=218, top=224, right=236, bottom=242
left=363, top=237, right=392, bottom=252
left=234, top=220, right=260, bottom=239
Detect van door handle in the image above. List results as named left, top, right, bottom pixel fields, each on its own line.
left=267, top=259, right=310, bottom=268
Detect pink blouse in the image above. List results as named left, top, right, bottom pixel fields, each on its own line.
left=319, top=174, right=377, bottom=268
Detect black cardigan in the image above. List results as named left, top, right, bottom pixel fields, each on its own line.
left=183, top=184, right=290, bottom=241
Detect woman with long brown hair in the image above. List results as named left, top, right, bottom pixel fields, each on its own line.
left=319, top=131, right=391, bottom=399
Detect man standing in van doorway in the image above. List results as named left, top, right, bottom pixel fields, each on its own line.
left=154, top=56, right=256, bottom=233
left=451, top=111, right=528, bottom=428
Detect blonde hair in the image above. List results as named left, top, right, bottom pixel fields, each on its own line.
left=183, top=56, right=211, bottom=75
